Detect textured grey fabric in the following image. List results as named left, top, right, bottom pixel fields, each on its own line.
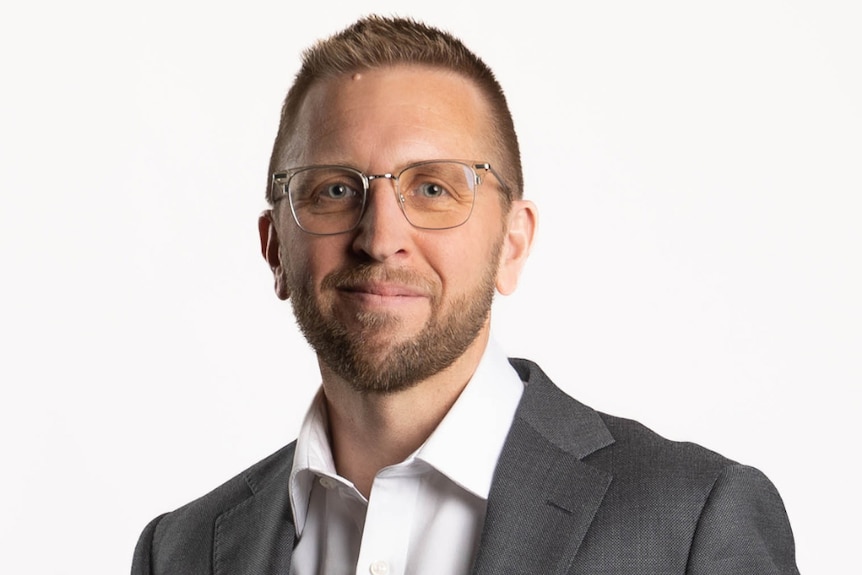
left=132, top=359, right=799, bottom=574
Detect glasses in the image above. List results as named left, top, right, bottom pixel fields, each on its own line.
left=271, top=160, right=506, bottom=235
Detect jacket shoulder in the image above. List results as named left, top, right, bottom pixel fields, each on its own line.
left=508, top=358, right=798, bottom=572
left=132, top=442, right=296, bottom=575
left=593, top=414, right=798, bottom=572
left=596, top=411, right=733, bottom=471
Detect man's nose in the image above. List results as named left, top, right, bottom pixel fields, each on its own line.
left=350, top=179, right=412, bottom=261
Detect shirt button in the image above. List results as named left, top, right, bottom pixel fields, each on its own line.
left=318, top=476, right=338, bottom=489
left=369, top=560, right=390, bottom=575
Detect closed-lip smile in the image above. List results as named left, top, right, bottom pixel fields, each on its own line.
left=340, top=281, right=428, bottom=299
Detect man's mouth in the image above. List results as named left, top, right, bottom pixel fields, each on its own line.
left=340, top=281, right=428, bottom=298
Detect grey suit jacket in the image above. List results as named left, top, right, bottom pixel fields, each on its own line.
left=133, top=359, right=799, bottom=574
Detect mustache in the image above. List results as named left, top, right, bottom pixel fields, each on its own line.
left=321, top=264, right=437, bottom=294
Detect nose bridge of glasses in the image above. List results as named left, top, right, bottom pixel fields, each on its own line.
left=361, top=172, right=411, bottom=229
left=366, top=172, right=406, bottom=203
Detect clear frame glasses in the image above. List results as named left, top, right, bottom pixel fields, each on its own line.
left=271, top=160, right=506, bottom=235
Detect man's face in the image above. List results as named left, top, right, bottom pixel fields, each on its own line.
left=268, top=66, right=512, bottom=393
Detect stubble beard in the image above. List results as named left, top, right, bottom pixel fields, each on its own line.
left=285, top=245, right=501, bottom=395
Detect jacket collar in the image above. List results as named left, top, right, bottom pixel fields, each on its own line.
left=470, top=358, right=615, bottom=575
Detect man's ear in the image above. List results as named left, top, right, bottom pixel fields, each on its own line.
left=258, top=210, right=290, bottom=300
left=496, top=200, right=537, bottom=295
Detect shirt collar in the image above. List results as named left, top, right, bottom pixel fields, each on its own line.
left=288, top=339, right=524, bottom=535
left=289, top=387, right=333, bottom=536
left=413, top=339, right=524, bottom=498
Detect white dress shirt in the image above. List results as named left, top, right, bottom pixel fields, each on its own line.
left=288, top=340, right=524, bottom=575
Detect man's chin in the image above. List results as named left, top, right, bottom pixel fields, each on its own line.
left=337, top=310, right=427, bottom=342
left=345, top=331, right=419, bottom=365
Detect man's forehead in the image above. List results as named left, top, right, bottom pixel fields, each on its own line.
left=299, top=66, right=485, bottom=126
left=281, top=65, right=497, bottom=167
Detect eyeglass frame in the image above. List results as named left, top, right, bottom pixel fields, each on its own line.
left=270, top=159, right=511, bottom=235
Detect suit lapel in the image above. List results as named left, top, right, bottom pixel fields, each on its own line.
left=471, top=359, right=615, bottom=575
left=213, top=445, right=297, bottom=575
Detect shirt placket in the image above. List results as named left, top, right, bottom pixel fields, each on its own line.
left=354, top=465, right=422, bottom=575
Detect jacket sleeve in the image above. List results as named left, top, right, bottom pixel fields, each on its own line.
left=686, top=464, right=800, bottom=574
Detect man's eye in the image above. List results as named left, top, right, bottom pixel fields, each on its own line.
left=321, top=183, right=357, bottom=199
left=417, top=182, right=448, bottom=198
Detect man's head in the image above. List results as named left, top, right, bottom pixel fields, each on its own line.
left=259, top=16, right=536, bottom=394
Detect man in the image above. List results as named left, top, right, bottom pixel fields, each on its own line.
left=133, top=15, right=799, bottom=575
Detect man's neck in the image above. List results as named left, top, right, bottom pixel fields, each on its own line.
left=319, top=330, right=490, bottom=498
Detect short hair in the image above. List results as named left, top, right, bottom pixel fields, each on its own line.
left=266, top=15, right=523, bottom=205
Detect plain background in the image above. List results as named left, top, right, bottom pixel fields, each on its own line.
left=1, top=1, right=859, bottom=573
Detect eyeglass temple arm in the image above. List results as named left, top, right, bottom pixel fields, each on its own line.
left=477, top=163, right=512, bottom=198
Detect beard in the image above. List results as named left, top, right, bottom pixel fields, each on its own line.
left=284, top=244, right=501, bottom=395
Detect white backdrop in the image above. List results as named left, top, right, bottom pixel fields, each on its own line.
left=1, top=1, right=859, bottom=573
